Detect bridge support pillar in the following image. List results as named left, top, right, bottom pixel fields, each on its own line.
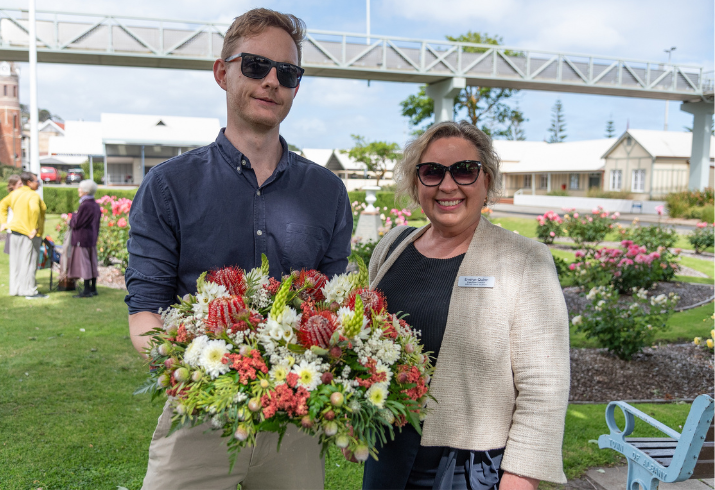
left=426, top=77, right=466, bottom=123
left=680, top=101, right=714, bottom=191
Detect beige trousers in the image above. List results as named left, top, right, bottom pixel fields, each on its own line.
left=142, top=402, right=325, bottom=490
left=9, top=234, right=40, bottom=296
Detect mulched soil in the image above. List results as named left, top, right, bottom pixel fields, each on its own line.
left=564, top=282, right=714, bottom=315
left=570, top=344, right=714, bottom=403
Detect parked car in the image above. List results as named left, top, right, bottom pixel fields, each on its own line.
left=40, top=166, right=61, bottom=184
left=65, top=168, right=84, bottom=184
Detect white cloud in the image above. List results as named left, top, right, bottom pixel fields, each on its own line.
left=381, top=0, right=516, bottom=25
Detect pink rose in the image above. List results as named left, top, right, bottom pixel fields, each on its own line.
left=117, top=218, right=127, bottom=228
left=550, top=231, right=556, bottom=237
left=655, top=205, right=664, bottom=216
left=568, top=264, right=576, bottom=271
left=697, top=222, right=707, bottom=228
left=573, top=213, right=579, bottom=218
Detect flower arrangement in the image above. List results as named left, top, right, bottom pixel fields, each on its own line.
left=687, top=222, right=714, bottom=254
left=568, top=240, right=679, bottom=293
left=572, top=285, right=679, bottom=360
left=536, top=210, right=564, bottom=244
left=136, top=256, right=434, bottom=467
left=563, top=207, right=617, bottom=247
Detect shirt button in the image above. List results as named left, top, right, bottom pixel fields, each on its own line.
left=241, top=159, right=247, bottom=166
left=256, top=190, right=261, bottom=196
left=256, top=230, right=263, bottom=236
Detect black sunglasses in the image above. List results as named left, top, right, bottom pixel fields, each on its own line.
left=224, top=52, right=304, bottom=88
left=415, top=160, right=482, bottom=187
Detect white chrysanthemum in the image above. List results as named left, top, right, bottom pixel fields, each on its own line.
left=199, top=339, right=233, bottom=379
left=292, top=360, right=322, bottom=391
left=269, top=363, right=290, bottom=384
left=160, top=307, right=185, bottom=332
left=233, top=392, right=248, bottom=404
left=184, top=335, right=209, bottom=367
left=322, top=273, right=353, bottom=304
left=366, top=383, right=388, bottom=409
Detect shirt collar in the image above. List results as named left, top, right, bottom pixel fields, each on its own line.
left=215, top=128, right=292, bottom=176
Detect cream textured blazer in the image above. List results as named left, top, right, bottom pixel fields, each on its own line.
left=369, top=218, right=571, bottom=484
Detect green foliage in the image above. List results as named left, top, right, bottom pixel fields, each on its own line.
left=0, top=164, right=21, bottom=181
left=585, top=188, right=633, bottom=199
left=350, top=240, right=378, bottom=268
left=80, top=159, right=105, bottom=185
left=548, top=99, right=567, bottom=143
left=546, top=189, right=570, bottom=196
left=688, top=223, right=715, bottom=254
left=41, top=187, right=138, bottom=214
left=665, top=188, right=714, bottom=219
left=552, top=255, right=571, bottom=281
left=623, top=224, right=678, bottom=250
left=343, top=135, right=400, bottom=186
left=347, top=191, right=403, bottom=213
left=685, top=205, right=715, bottom=223
left=399, top=31, right=523, bottom=138
left=572, top=285, right=678, bottom=360
left=605, top=118, right=616, bottom=138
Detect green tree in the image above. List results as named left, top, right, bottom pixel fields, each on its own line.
left=605, top=117, right=616, bottom=138
left=80, top=159, right=104, bottom=185
left=494, top=105, right=527, bottom=140
left=399, top=32, right=523, bottom=138
left=20, top=104, right=63, bottom=125
left=548, top=99, right=567, bottom=143
left=343, top=135, right=400, bottom=186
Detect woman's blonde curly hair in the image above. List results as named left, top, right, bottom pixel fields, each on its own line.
left=394, top=120, right=501, bottom=207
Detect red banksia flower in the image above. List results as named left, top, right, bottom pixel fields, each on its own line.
left=207, top=266, right=248, bottom=297
left=206, top=296, right=247, bottom=334
left=297, top=307, right=339, bottom=349
left=346, top=289, right=387, bottom=317
left=294, top=269, right=328, bottom=301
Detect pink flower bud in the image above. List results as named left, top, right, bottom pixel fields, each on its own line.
left=354, top=445, right=370, bottom=462
left=321, top=372, right=334, bottom=384
left=324, top=421, right=338, bottom=436
left=301, top=415, right=314, bottom=428
left=330, top=392, right=344, bottom=407
left=248, top=398, right=262, bottom=412
left=173, top=367, right=189, bottom=383
left=404, top=343, right=415, bottom=354
left=234, top=426, right=249, bottom=441
left=324, top=410, right=336, bottom=420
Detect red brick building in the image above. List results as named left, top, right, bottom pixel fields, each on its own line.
left=0, top=62, right=22, bottom=168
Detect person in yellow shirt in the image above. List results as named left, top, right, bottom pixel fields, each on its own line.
left=0, top=171, right=47, bottom=298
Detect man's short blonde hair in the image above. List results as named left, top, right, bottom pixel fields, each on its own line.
left=221, top=8, right=306, bottom=64
left=394, top=120, right=502, bottom=207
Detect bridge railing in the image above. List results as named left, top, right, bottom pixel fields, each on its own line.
left=0, top=8, right=706, bottom=97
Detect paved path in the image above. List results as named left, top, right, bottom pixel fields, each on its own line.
left=580, top=466, right=714, bottom=490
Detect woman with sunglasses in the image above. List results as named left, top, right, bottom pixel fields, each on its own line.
left=356, top=121, right=570, bottom=490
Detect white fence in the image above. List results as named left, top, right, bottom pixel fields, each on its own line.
left=513, top=194, right=667, bottom=215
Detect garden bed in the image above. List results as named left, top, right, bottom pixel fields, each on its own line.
left=569, top=343, right=713, bottom=403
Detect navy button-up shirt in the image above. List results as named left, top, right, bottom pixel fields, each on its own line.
left=125, top=129, right=352, bottom=314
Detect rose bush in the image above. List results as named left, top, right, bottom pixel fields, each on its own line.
left=96, top=195, right=132, bottom=272
left=568, top=240, right=679, bottom=293
left=621, top=221, right=678, bottom=250
left=563, top=207, right=618, bottom=247
left=536, top=210, right=564, bottom=244
left=687, top=222, right=714, bottom=254
left=572, top=285, right=679, bottom=360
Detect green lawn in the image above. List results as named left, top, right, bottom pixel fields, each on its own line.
left=0, top=243, right=709, bottom=489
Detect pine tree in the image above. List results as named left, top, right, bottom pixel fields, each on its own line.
left=605, top=117, right=616, bottom=138
left=548, top=99, right=567, bottom=143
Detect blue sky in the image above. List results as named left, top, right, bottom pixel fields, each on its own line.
left=8, top=0, right=714, bottom=150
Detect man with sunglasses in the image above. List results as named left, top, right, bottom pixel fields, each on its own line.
left=126, top=8, right=351, bottom=490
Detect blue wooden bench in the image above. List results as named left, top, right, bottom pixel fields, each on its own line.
left=598, top=394, right=714, bottom=490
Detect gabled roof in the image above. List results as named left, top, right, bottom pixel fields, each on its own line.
left=101, top=113, right=221, bottom=146
left=602, top=129, right=715, bottom=159
left=498, top=138, right=613, bottom=174
left=39, top=119, right=65, bottom=135
left=334, top=150, right=398, bottom=172
left=301, top=148, right=334, bottom=167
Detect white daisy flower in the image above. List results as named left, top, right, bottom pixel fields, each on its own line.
left=269, top=364, right=290, bottom=384
left=199, top=339, right=233, bottom=379
left=291, top=360, right=322, bottom=391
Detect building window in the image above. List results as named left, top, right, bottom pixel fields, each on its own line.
left=632, top=169, right=646, bottom=192
left=523, top=174, right=532, bottom=188
left=13, top=86, right=16, bottom=97
left=3, top=85, right=6, bottom=96
left=569, top=173, right=580, bottom=190
left=610, top=169, right=622, bottom=190
left=539, top=175, right=548, bottom=189
left=13, top=114, right=16, bottom=129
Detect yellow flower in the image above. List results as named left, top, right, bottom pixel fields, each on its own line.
left=711, top=329, right=714, bottom=339
left=707, top=339, right=714, bottom=349
left=694, top=337, right=702, bottom=346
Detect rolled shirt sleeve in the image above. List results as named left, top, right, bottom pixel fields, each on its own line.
left=318, top=185, right=352, bottom=278
left=125, top=171, right=180, bottom=315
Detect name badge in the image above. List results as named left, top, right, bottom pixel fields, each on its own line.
left=458, top=276, right=495, bottom=288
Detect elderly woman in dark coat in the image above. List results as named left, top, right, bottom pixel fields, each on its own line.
left=68, top=179, right=101, bottom=298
